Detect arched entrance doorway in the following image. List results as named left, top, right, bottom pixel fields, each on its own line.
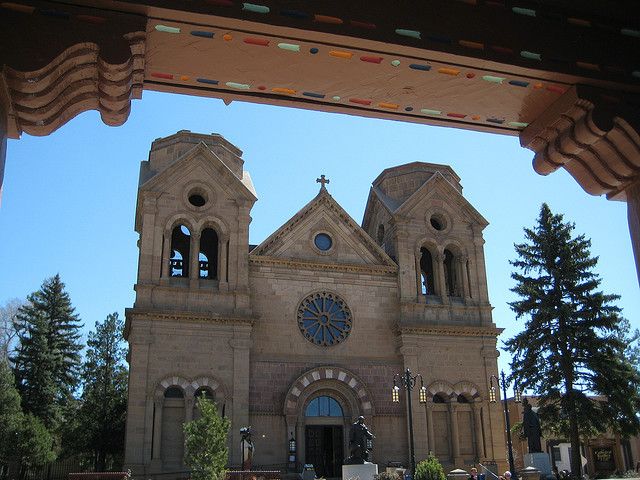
left=283, top=367, right=375, bottom=478
left=304, top=395, right=345, bottom=478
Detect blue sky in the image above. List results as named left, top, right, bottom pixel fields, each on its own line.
left=0, top=90, right=638, bottom=374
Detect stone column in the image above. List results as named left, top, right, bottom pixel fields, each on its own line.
left=185, top=395, right=194, bottom=424
left=472, top=401, right=485, bottom=460
left=230, top=327, right=252, bottom=466
left=627, top=181, right=640, bottom=285
left=458, top=255, right=470, bottom=301
left=426, top=403, right=435, bottom=455
left=436, top=252, right=449, bottom=304
left=161, top=229, right=172, bottom=281
left=189, top=231, right=201, bottom=283
left=449, top=403, right=461, bottom=466
left=151, top=394, right=164, bottom=464
left=219, top=234, right=229, bottom=291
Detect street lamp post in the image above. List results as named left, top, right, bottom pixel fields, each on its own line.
left=392, top=368, right=427, bottom=475
left=489, top=371, right=522, bottom=480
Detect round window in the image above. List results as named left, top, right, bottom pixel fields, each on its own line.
left=429, top=214, right=447, bottom=231
left=314, top=233, right=333, bottom=251
left=189, top=194, right=206, bottom=207
left=297, top=292, right=352, bottom=346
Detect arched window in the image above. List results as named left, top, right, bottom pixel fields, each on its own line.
left=164, top=386, right=184, bottom=398
left=457, top=394, right=469, bottom=404
left=199, top=228, right=219, bottom=279
left=305, top=396, right=343, bottom=417
left=444, top=249, right=458, bottom=296
left=170, top=225, right=191, bottom=277
left=433, top=393, right=447, bottom=404
left=193, top=387, right=215, bottom=420
left=420, top=247, right=436, bottom=295
left=162, top=386, right=185, bottom=465
left=194, top=387, right=215, bottom=401
left=377, top=224, right=385, bottom=245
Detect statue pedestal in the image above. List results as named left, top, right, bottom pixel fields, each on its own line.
left=343, top=463, right=378, bottom=480
left=523, top=453, right=552, bottom=478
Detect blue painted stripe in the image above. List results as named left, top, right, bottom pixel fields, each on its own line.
left=196, top=78, right=219, bottom=85
left=409, top=63, right=431, bottom=71
left=191, top=30, right=215, bottom=38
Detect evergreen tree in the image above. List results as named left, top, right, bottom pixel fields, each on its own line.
left=0, top=360, right=55, bottom=467
left=75, top=312, right=128, bottom=470
left=184, top=396, right=230, bottom=480
left=12, top=275, right=83, bottom=431
left=506, top=204, right=640, bottom=478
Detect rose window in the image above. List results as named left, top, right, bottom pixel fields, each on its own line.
left=297, top=292, right=352, bottom=346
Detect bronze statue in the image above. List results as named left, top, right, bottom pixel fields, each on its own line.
left=522, top=398, right=542, bottom=453
left=240, top=426, right=254, bottom=470
left=345, top=416, right=375, bottom=464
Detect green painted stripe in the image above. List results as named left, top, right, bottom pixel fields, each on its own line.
left=155, top=25, right=181, bottom=34
left=278, top=43, right=301, bottom=52
left=395, top=29, right=421, bottom=39
left=420, top=109, right=442, bottom=115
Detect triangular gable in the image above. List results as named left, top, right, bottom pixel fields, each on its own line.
left=251, top=189, right=396, bottom=268
left=139, top=142, right=257, bottom=201
left=393, top=172, right=488, bottom=227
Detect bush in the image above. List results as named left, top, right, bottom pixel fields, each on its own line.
left=414, top=455, right=446, bottom=480
left=183, top=397, right=230, bottom=480
left=375, top=471, right=402, bottom=480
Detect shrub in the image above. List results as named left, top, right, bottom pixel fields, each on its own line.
left=183, top=397, right=230, bottom=480
left=376, top=471, right=402, bottom=480
left=414, top=455, right=446, bottom=480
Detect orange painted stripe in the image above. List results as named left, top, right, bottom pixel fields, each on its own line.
left=438, top=68, right=460, bottom=76
left=272, top=87, right=296, bottom=95
left=378, top=102, right=399, bottom=110
left=329, top=50, right=353, bottom=59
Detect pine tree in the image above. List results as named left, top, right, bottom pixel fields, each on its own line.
left=0, top=359, right=55, bottom=467
left=506, top=203, right=640, bottom=478
left=75, top=312, right=128, bottom=470
left=12, top=274, right=83, bottom=431
left=184, top=396, right=230, bottom=480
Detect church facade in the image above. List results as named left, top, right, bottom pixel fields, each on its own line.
left=124, top=131, right=507, bottom=477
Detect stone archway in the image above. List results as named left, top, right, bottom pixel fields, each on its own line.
left=283, top=366, right=375, bottom=476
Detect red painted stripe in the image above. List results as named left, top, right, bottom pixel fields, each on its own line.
left=546, top=85, right=566, bottom=94
left=491, top=45, right=514, bottom=55
left=349, top=98, right=372, bottom=106
left=76, top=14, right=106, bottom=24
left=244, top=37, right=270, bottom=46
left=151, top=72, right=174, bottom=80
left=350, top=20, right=376, bottom=29
left=447, top=112, right=467, bottom=119
left=360, top=55, right=383, bottom=64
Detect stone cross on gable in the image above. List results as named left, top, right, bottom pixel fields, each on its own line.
left=316, top=174, right=330, bottom=191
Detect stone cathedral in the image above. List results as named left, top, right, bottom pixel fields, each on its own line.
left=124, top=131, right=507, bottom=478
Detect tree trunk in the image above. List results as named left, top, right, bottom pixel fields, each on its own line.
left=568, top=395, right=582, bottom=479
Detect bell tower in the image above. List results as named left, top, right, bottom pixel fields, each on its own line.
left=131, top=130, right=258, bottom=315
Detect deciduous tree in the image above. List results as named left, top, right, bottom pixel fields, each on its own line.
left=184, top=396, right=230, bottom=480
left=506, top=203, right=640, bottom=477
